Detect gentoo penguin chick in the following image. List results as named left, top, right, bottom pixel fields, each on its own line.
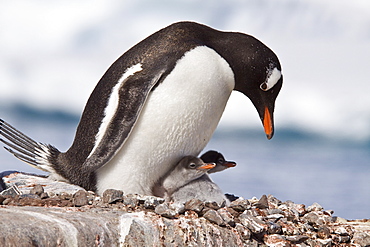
left=0, top=21, right=282, bottom=195
left=200, top=150, right=236, bottom=174
left=161, top=156, right=216, bottom=200
left=163, top=151, right=236, bottom=206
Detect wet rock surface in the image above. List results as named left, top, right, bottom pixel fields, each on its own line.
left=1, top=172, right=370, bottom=246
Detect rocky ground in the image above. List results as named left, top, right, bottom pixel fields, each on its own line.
left=0, top=171, right=369, bottom=247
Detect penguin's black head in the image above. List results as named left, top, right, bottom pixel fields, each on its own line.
left=210, top=32, right=283, bottom=139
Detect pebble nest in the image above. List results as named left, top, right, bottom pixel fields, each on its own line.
left=1, top=172, right=370, bottom=246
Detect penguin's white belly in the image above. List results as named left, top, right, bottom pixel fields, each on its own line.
left=96, top=46, right=235, bottom=195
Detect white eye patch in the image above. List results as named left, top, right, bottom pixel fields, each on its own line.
left=260, top=67, right=281, bottom=91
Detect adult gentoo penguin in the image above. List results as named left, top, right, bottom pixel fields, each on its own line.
left=0, top=21, right=283, bottom=194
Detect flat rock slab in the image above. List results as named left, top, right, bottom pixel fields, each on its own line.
left=0, top=206, right=122, bottom=247
left=0, top=206, right=250, bottom=247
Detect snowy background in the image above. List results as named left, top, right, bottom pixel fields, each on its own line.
left=0, top=0, right=369, bottom=219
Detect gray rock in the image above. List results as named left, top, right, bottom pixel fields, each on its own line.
left=332, top=234, right=351, bottom=243
left=239, top=213, right=266, bottom=234
left=255, top=194, right=269, bottom=209
left=235, top=223, right=251, bottom=240
left=217, top=207, right=235, bottom=227
left=302, top=211, right=320, bottom=225
left=317, top=226, right=331, bottom=239
left=316, top=238, right=332, bottom=247
left=154, top=203, right=177, bottom=218
left=40, top=192, right=49, bottom=199
left=0, top=195, right=6, bottom=204
left=267, top=208, right=284, bottom=215
left=264, top=234, right=290, bottom=246
left=285, top=235, right=309, bottom=244
left=102, top=189, right=123, bottom=204
left=30, top=184, right=44, bottom=196
left=59, top=192, right=73, bottom=200
left=353, top=232, right=370, bottom=247
left=123, top=194, right=139, bottom=208
left=142, top=196, right=165, bottom=209
left=266, top=221, right=282, bottom=234
left=265, top=213, right=285, bottom=221
left=203, top=209, right=225, bottom=226
left=73, top=190, right=89, bottom=207
left=267, top=195, right=282, bottom=207
left=184, top=198, right=204, bottom=213
left=204, top=201, right=221, bottom=210
left=229, top=197, right=250, bottom=212
left=307, top=202, right=324, bottom=212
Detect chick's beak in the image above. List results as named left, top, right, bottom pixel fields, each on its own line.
left=223, top=161, right=237, bottom=168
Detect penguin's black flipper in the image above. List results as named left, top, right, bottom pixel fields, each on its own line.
left=81, top=69, right=165, bottom=172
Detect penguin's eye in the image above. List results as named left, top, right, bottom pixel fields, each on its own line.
left=217, top=158, right=224, bottom=164
left=189, top=163, right=197, bottom=169
left=261, top=67, right=281, bottom=91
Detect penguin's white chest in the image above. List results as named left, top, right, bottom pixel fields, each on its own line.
left=96, top=46, right=235, bottom=195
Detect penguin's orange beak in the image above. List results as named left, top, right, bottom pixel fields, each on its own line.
left=223, top=161, right=237, bottom=168
left=263, top=106, right=274, bottom=140
left=198, top=163, right=216, bottom=170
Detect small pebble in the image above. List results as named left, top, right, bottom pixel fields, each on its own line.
left=239, top=213, right=266, bottom=234
left=73, top=190, right=89, bottom=207
left=59, top=192, right=72, bottom=200
left=235, top=223, right=251, bottom=240
left=203, top=209, right=225, bottom=226
left=229, top=198, right=250, bottom=212
left=30, top=184, right=44, bottom=196
left=264, top=234, right=290, bottom=247
left=40, top=192, right=49, bottom=199
left=0, top=195, right=6, bottom=204
left=184, top=198, right=204, bottom=213
left=217, top=207, right=235, bottom=227
left=307, top=202, right=323, bottom=212
left=123, top=194, right=138, bottom=208
left=155, top=203, right=177, bottom=219
left=204, top=201, right=221, bottom=210
left=143, top=196, right=165, bottom=209
left=317, top=226, right=331, bottom=239
left=102, top=189, right=123, bottom=204
left=255, top=194, right=269, bottom=209
left=285, top=235, right=309, bottom=244
left=353, top=232, right=370, bottom=247
left=267, top=221, right=282, bottom=234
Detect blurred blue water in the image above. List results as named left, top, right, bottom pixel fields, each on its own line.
left=0, top=105, right=369, bottom=219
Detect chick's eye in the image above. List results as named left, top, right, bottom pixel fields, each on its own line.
left=217, top=158, right=224, bottom=164
left=189, top=163, right=196, bottom=169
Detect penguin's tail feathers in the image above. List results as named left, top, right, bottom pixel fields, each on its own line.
left=0, top=119, right=60, bottom=173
